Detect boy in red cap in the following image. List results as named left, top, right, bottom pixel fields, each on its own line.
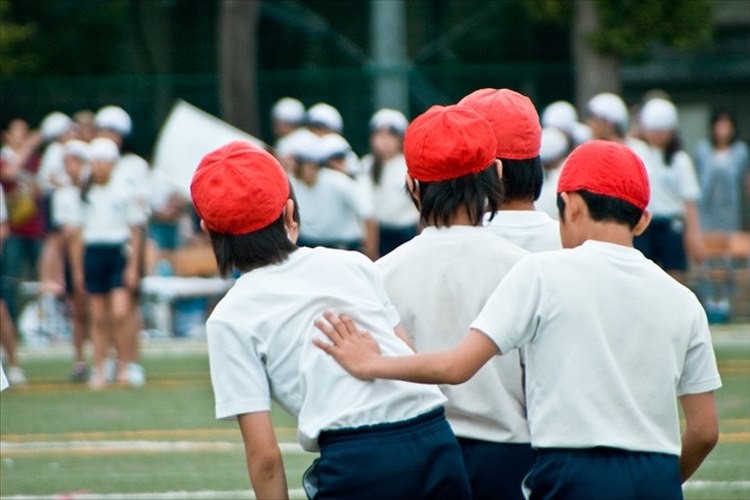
left=190, top=141, right=469, bottom=499
left=375, top=104, right=533, bottom=499
left=315, top=140, right=721, bottom=499
left=459, top=88, right=561, bottom=252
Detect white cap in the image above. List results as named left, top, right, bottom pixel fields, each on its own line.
left=587, top=93, right=629, bottom=130
left=276, top=128, right=317, bottom=157
left=307, top=103, right=343, bottom=133
left=319, top=134, right=352, bottom=162
left=63, top=140, right=91, bottom=162
left=541, top=101, right=578, bottom=133
left=369, top=108, right=408, bottom=135
left=89, top=137, right=120, bottom=162
left=41, top=112, right=73, bottom=141
left=570, top=122, right=592, bottom=146
left=640, top=98, right=677, bottom=131
left=540, top=127, right=569, bottom=164
left=285, top=128, right=324, bottom=163
left=272, top=97, right=305, bottom=124
left=95, top=106, right=132, bottom=136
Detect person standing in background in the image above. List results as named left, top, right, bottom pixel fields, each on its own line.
left=635, top=98, right=704, bottom=284
left=536, top=127, right=571, bottom=221
left=360, top=109, right=419, bottom=257
left=693, top=110, right=750, bottom=321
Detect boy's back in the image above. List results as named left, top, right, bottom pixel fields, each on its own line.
left=207, top=246, right=445, bottom=451
left=473, top=240, right=721, bottom=454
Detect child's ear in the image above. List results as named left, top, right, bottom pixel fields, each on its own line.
left=405, top=173, right=421, bottom=210
left=633, top=210, right=652, bottom=237
left=494, top=159, right=503, bottom=179
left=199, top=219, right=209, bottom=234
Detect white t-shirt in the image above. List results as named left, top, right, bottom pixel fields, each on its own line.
left=471, top=240, right=722, bottom=455
left=360, top=153, right=419, bottom=228
left=206, top=246, right=446, bottom=452
left=484, top=211, right=562, bottom=252
left=0, top=187, right=7, bottom=224
left=536, top=166, right=562, bottom=221
left=70, top=182, right=146, bottom=244
left=51, top=185, right=81, bottom=228
left=291, top=168, right=374, bottom=242
left=376, top=226, right=530, bottom=443
left=644, top=147, right=701, bottom=217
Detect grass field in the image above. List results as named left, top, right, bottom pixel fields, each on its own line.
left=1, top=325, right=749, bottom=499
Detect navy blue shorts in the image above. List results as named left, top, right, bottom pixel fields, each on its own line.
left=84, top=244, right=127, bottom=294
left=457, top=437, right=536, bottom=500
left=634, top=217, right=688, bottom=272
left=523, top=447, right=682, bottom=500
left=305, top=407, right=471, bottom=500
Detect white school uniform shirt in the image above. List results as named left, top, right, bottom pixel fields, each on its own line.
left=51, top=185, right=82, bottom=229
left=644, top=147, right=701, bottom=218
left=206, top=246, right=446, bottom=452
left=360, top=153, right=419, bottom=228
left=471, top=240, right=722, bottom=455
left=291, top=168, right=374, bottom=242
left=484, top=211, right=562, bottom=252
left=69, top=182, right=146, bottom=244
left=376, top=226, right=530, bottom=443
left=0, top=187, right=7, bottom=224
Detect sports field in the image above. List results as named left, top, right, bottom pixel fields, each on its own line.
left=1, top=324, right=748, bottom=499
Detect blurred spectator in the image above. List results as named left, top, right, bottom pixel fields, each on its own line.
left=52, top=140, right=91, bottom=382
left=271, top=97, right=306, bottom=146
left=693, top=110, right=750, bottom=322
left=306, top=102, right=361, bottom=176
left=147, top=169, right=189, bottom=267
left=0, top=186, right=26, bottom=386
left=536, top=127, right=571, bottom=221
left=635, top=98, right=704, bottom=284
left=0, top=118, right=44, bottom=323
left=360, top=109, right=419, bottom=257
left=75, top=138, right=146, bottom=389
left=541, top=100, right=591, bottom=147
left=586, top=92, right=651, bottom=162
left=287, top=132, right=378, bottom=259
left=73, top=110, right=97, bottom=143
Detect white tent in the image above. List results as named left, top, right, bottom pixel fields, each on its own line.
left=151, top=100, right=267, bottom=198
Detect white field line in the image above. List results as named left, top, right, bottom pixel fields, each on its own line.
left=0, top=440, right=309, bottom=455
left=2, top=483, right=749, bottom=500
left=2, top=489, right=307, bottom=500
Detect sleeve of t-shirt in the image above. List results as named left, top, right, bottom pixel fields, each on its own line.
left=52, top=189, right=82, bottom=228
left=677, top=306, right=722, bottom=396
left=206, top=318, right=272, bottom=420
left=674, top=151, right=701, bottom=202
left=470, top=254, right=543, bottom=354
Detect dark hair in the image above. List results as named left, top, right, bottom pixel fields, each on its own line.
left=414, top=163, right=503, bottom=228
left=710, top=109, right=738, bottom=147
left=207, top=197, right=299, bottom=277
left=662, top=133, right=682, bottom=166
left=499, top=156, right=543, bottom=202
left=557, top=190, right=642, bottom=230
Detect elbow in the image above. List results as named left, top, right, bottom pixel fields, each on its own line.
left=248, top=447, right=284, bottom=479
left=699, top=425, right=720, bottom=452
left=442, top=364, right=473, bottom=385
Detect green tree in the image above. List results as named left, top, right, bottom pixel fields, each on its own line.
left=0, top=0, right=37, bottom=76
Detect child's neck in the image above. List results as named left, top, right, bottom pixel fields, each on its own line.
left=500, top=199, right=535, bottom=211
left=583, top=220, right=635, bottom=248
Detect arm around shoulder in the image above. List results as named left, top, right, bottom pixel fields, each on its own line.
left=237, top=411, right=289, bottom=500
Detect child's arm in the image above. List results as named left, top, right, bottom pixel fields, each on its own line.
left=314, top=312, right=498, bottom=384
left=237, top=411, right=289, bottom=500
left=678, top=391, right=719, bottom=482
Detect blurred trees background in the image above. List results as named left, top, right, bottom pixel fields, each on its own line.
left=1, top=0, right=747, bottom=156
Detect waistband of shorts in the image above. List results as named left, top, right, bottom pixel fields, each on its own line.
left=536, top=446, right=677, bottom=459
left=318, top=406, right=445, bottom=447
left=85, top=243, right=125, bottom=251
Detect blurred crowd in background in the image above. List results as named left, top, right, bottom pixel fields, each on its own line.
left=1, top=89, right=748, bottom=389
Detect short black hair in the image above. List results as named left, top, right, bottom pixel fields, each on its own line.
left=499, top=156, right=543, bottom=202
left=414, top=162, right=503, bottom=228
left=710, top=109, right=738, bottom=146
left=207, top=197, right=299, bottom=277
left=557, top=190, right=642, bottom=230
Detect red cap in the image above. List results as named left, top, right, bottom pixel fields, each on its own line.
left=190, top=141, right=290, bottom=234
left=404, top=105, right=497, bottom=182
left=557, top=140, right=650, bottom=210
left=458, top=88, right=541, bottom=160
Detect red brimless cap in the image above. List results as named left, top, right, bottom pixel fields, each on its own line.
left=404, top=105, right=497, bottom=182
left=557, top=140, right=650, bottom=210
left=190, top=141, right=290, bottom=234
left=458, top=88, right=541, bottom=160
